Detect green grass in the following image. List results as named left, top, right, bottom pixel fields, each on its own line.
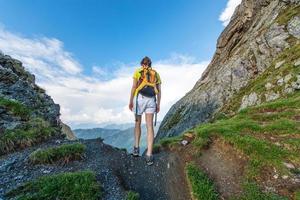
left=230, top=182, right=288, bottom=200
left=248, top=110, right=296, bottom=122
left=0, top=97, right=31, bottom=119
left=154, top=135, right=182, bottom=152
left=284, top=138, right=300, bottom=152
left=276, top=5, right=300, bottom=25
left=29, top=143, right=86, bottom=165
left=193, top=91, right=300, bottom=178
left=185, top=163, right=218, bottom=200
left=126, top=191, right=140, bottom=200
left=159, top=135, right=182, bottom=147
left=213, top=112, right=230, bottom=121
left=191, top=93, right=300, bottom=199
left=263, top=119, right=298, bottom=134
left=5, top=171, right=102, bottom=200
left=0, top=118, right=57, bottom=155
left=295, top=190, right=300, bottom=200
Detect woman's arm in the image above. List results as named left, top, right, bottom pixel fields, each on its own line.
left=129, top=78, right=138, bottom=111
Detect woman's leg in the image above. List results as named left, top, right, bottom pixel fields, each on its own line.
left=134, top=115, right=142, bottom=148
left=145, top=113, right=154, bottom=156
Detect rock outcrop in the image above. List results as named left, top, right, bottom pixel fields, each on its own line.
left=60, top=122, right=77, bottom=140
left=156, top=0, right=300, bottom=140
left=0, top=53, right=61, bottom=133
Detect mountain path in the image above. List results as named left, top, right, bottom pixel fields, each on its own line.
left=0, top=138, right=192, bottom=200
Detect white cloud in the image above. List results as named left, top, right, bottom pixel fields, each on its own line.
left=219, top=0, right=242, bottom=26
left=92, top=65, right=109, bottom=78
left=0, top=27, right=82, bottom=75
left=0, top=26, right=209, bottom=129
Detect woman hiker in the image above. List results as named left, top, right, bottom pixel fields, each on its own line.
left=129, top=56, right=162, bottom=166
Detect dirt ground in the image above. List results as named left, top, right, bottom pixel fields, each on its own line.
left=165, top=137, right=246, bottom=200
left=196, top=138, right=246, bottom=199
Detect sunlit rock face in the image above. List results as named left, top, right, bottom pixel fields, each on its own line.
left=156, top=0, right=300, bottom=141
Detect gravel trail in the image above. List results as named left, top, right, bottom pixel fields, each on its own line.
left=0, top=138, right=191, bottom=200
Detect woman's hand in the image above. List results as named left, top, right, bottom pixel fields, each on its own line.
left=129, top=101, right=134, bottom=111
left=156, top=104, right=160, bottom=113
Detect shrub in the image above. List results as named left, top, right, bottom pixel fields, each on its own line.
left=233, top=182, right=288, bottom=200
left=159, top=136, right=182, bottom=148
left=0, top=118, right=56, bottom=155
left=0, top=97, right=31, bottom=119
left=5, top=171, right=102, bottom=200
left=276, top=5, right=300, bottom=25
left=126, top=191, right=140, bottom=200
left=29, top=143, right=86, bottom=165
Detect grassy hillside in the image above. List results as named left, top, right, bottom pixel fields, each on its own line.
left=189, top=40, right=300, bottom=198
left=157, top=43, right=300, bottom=198
left=194, top=92, right=299, bottom=198
left=0, top=97, right=60, bottom=155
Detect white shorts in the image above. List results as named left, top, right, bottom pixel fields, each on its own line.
left=133, top=94, right=156, bottom=115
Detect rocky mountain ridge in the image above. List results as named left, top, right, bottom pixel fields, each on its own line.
left=156, top=0, right=300, bottom=140
left=0, top=53, right=76, bottom=152
left=0, top=53, right=60, bottom=132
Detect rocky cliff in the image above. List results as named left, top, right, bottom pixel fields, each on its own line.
left=156, top=0, right=300, bottom=141
left=0, top=53, right=60, bottom=131
left=0, top=52, right=76, bottom=154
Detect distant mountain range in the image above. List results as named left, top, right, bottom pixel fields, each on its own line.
left=73, top=123, right=160, bottom=152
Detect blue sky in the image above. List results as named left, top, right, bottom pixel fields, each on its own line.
left=0, top=0, right=229, bottom=73
left=0, top=0, right=241, bottom=128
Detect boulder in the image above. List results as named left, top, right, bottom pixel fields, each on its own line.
left=287, top=16, right=300, bottom=39
left=265, top=91, right=280, bottom=101
left=294, top=59, right=300, bottom=67
left=284, top=74, right=293, bottom=83
left=291, top=75, right=300, bottom=89
left=240, top=92, right=260, bottom=110
left=265, top=82, right=274, bottom=90
left=275, top=60, right=285, bottom=69
left=277, top=78, right=284, bottom=86
left=60, top=121, right=77, bottom=140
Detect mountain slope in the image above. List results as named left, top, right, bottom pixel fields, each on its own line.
left=191, top=92, right=300, bottom=199
left=74, top=123, right=160, bottom=152
left=0, top=53, right=60, bottom=132
left=156, top=0, right=300, bottom=140
left=73, top=128, right=120, bottom=140
left=0, top=53, right=62, bottom=155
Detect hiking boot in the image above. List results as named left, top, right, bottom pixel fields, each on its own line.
left=132, top=146, right=140, bottom=157
left=145, top=154, right=154, bottom=166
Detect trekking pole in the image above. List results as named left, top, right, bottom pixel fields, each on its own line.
left=154, top=111, right=157, bottom=126
left=154, top=97, right=157, bottom=126
left=135, top=93, right=139, bottom=122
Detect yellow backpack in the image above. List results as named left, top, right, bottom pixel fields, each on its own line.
left=135, top=67, right=159, bottom=97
